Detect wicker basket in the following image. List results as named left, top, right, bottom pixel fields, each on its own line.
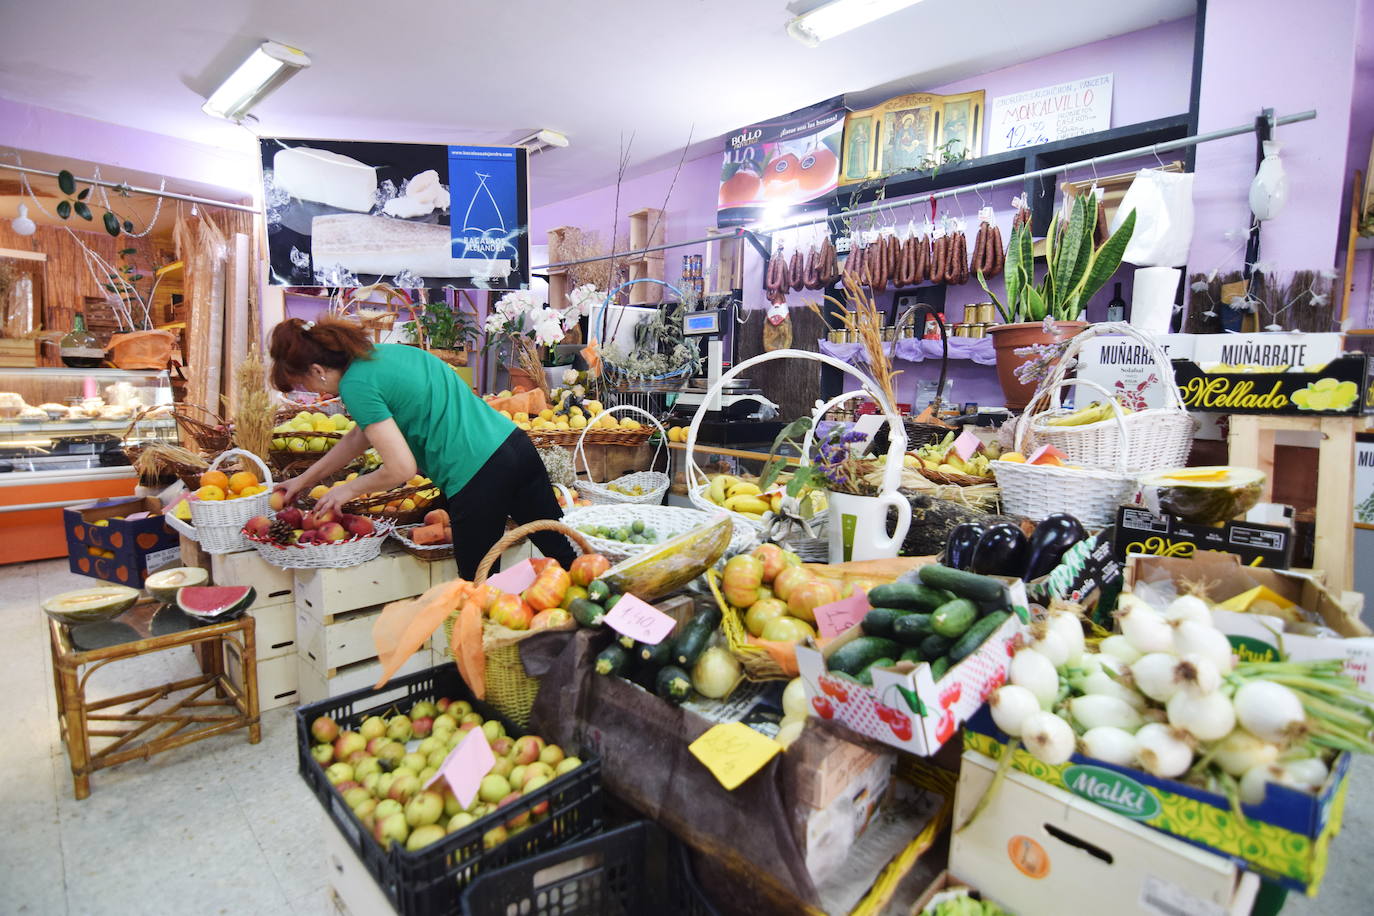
left=161, top=449, right=273, bottom=554
left=562, top=504, right=758, bottom=562
left=297, top=481, right=443, bottom=526
left=706, top=567, right=789, bottom=682
left=267, top=429, right=347, bottom=474
left=441, top=520, right=593, bottom=727
left=527, top=426, right=655, bottom=449
left=574, top=405, right=670, bottom=505
left=390, top=524, right=455, bottom=561
left=993, top=379, right=1138, bottom=527
left=172, top=403, right=233, bottom=454
left=1023, top=321, right=1195, bottom=472
left=244, top=521, right=394, bottom=569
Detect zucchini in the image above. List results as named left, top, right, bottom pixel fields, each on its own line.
left=655, top=665, right=693, bottom=704
left=866, top=582, right=950, bottom=612
left=827, top=636, right=902, bottom=677
left=568, top=598, right=606, bottom=628
left=930, top=656, right=951, bottom=680
left=617, top=633, right=637, bottom=650
left=931, top=598, right=979, bottom=638
left=860, top=607, right=911, bottom=639
left=586, top=580, right=611, bottom=603
left=919, top=633, right=954, bottom=659
left=672, top=609, right=718, bottom=667
left=604, top=593, right=623, bottom=612
left=948, top=610, right=1011, bottom=663
left=858, top=658, right=895, bottom=686
left=594, top=644, right=629, bottom=676
left=891, top=613, right=934, bottom=646
left=899, top=647, right=924, bottom=664
left=639, top=637, right=675, bottom=666
left=917, top=564, right=1005, bottom=603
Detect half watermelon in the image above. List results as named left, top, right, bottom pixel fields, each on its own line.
left=177, top=585, right=256, bottom=620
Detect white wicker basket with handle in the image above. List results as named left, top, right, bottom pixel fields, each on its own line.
left=573, top=404, right=670, bottom=505
left=162, top=448, right=273, bottom=554
left=244, top=520, right=393, bottom=569
left=1024, top=321, right=1195, bottom=472
left=562, top=504, right=758, bottom=562
left=993, top=379, right=1138, bottom=527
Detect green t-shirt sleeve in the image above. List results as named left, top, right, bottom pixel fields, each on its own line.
left=339, top=373, right=392, bottom=427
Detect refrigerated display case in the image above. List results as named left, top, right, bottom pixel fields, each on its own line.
left=0, top=368, right=179, bottom=563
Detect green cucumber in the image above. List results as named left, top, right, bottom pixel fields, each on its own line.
left=931, top=598, right=979, bottom=638
left=917, top=564, right=1005, bottom=603
left=827, top=636, right=902, bottom=677
left=891, top=613, right=934, bottom=646
left=617, top=633, right=637, bottom=650
left=860, top=607, right=911, bottom=639
left=639, top=637, right=675, bottom=666
left=900, top=647, right=924, bottom=664
left=866, top=582, right=950, bottom=612
left=948, top=610, right=1011, bottom=663
left=595, top=644, right=629, bottom=676
left=569, top=598, right=606, bottom=628
left=858, top=658, right=896, bottom=686
left=672, top=609, right=719, bottom=667
left=586, top=580, right=611, bottom=603
left=930, top=656, right=951, bottom=680
left=655, top=665, right=693, bottom=704
left=604, top=593, right=622, bottom=612
left=919, top=633, right=954, bottom=659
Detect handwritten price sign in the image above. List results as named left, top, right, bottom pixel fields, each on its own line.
left=603, top=593, right=676, bottom=645
left=988, top=74, right=1113, bottom=155
left=689, top=721, right=781, bottom=790
left=426, top=725, right=495, bottom=807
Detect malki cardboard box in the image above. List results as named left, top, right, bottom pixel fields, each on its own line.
left=1124, top=553, right=1374, bottom=689
left=63, top=496, right=179, bottom=588
left=795, top=581, right=1028, bottom=756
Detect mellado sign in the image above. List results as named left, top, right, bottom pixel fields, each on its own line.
left=988, top=74, right=1113, bottom=154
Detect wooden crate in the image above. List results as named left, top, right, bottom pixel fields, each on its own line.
left=577, top=442, right=655, bottom=483
left=249, top=602, right=297, bottom=659
left=293, top=547, right=432, bottom=618
left=0, top=338, right=38, bottom=367
left=225, top=640, right=299, bottom=711
left=296, top=650, right=434, bottom=706
left=322, top=812, right=400, bottom=916
left=296, top=603, right=386, bottom=673
left=210, top=548, right=295, bottom=608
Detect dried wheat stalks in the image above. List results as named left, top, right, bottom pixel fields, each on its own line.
left=132, top=441, right=208, bottom=479
left=806, top=275, right=902, bottom=411
left=231, top=345, right=273, bottom=464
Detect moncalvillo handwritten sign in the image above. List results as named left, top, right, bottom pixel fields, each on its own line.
left=988, top=74, right=1113, bottom=154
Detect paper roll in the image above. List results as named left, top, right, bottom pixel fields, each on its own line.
left=1129, top=266, right=1181, bottom=334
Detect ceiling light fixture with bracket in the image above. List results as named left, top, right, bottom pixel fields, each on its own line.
left=786, top=0, right=924, bottom=47
left=201, top=40, right=312, bottom=122
left=513, top=129, right=570, bottom=154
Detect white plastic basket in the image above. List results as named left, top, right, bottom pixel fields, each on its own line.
left=562, top=504, right=758, bottom=562
left=574, top=404, right=670, bottom=505
left=993, top=379, right=1138, bottom=527
left=244, top=521, right=393, bottom=569
left=162, top=448, right=273, bottom=555
left=1023, top=321, right=1196, bottom=472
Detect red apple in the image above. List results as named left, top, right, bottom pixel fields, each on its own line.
left=310, top=744, right=334, bottom=766
left=388, top=772, right=421, bottom=803
left=268, top=488, right=288, bottom=512
left=522, top=775, right=551, bottom=817
left=311, top=716, right=340, bottom=744
left=276, top=506, right=303, bottom=528
left=301, top=512, right=320, bottom=531
left=360, top=716, right=387, bottom=742
left=244, top=515, right=272, bottom=539
left=373, top=812, right=409, bottom=848
left=319, top=522, right=347, bottom=543
left=490, top=736, right=514, bottom=757
left=435, top=697, right=452, bottom=713
left=538, top=744, right=565, bottom=767
left=512, top=735, right=545, bottom=765
left=521, top=762, right=554, bottom=788
left=499, top=791, right=529, bottom=828
left=334, top=731, right=366, bottom=760
left=411, top=716, right=434, bottom=738
left=346, top=749, right=369, bottom=765
left=344, top=515, right=375, bottom=537
left=313, top=507, right=339, bottom=527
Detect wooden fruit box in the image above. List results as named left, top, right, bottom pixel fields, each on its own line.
left=0, top=338, right=38, bottom=368
left=248, top=602, right=297, bottom=660
left=225, top=640, right=299, bottom=711
left=293, top=547, right=432, bottom=618
left=296, top=602, right=387, bottom=674
left=210, top=549, right=295, bottom=608
left=296, top=650, right=434, bottom=706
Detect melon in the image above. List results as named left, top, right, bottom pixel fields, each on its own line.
left=1139, top=466, right=1266, bottom=525
left=145, top=567, right=209, bottom=604
left=177, top=585, right=256, bottom=620
left=41, top=585, right=140, bottom=625
left=600, top=514, right=731, bottom=602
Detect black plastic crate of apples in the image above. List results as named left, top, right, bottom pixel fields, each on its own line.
left=295, top=663, right=603, bottom=916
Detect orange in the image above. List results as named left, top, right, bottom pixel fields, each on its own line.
left=200, top=470, right=230, bottom=491
left=196, top=484, right=226, bottom=501
left=797, top=148, right=838, bottom=195
left=762, top=153, right=801, bottom=199
left=718, top=168, right=761, bottom=208
left=228, top=471, right=258, bottom=493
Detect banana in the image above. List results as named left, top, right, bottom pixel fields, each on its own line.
left=727, top=482, right=761, bottom=497
left=707, top=476, right=729, bottom=505
left=724, top=495, right=771, bottom=514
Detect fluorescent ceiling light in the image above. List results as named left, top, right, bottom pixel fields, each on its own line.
left=513, top=129, right=570, bottom=153
left=202, top=40, right=311, bottom=121
left=787, top=0, right=924, bottom=46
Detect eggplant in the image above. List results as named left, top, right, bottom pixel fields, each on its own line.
left=944, top=523, right=987, bottom=571
left=968, top=523, right=1028, bottom=578
left=1022, top=513, right=1087, bottom=581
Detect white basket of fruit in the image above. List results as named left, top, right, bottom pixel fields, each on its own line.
left=242, top=506, right=392, bottom=569
left=162, top=449, right=274, bottom=554
left=573, top=405, right=671, bottom=506
left=563, top=504, right=757, bottom=562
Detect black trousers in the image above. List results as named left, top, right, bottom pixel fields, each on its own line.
left=447, top=430, right=577, bottom=580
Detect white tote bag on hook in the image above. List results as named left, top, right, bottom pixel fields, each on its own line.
left=1110, top=167, right=1195, bottom=267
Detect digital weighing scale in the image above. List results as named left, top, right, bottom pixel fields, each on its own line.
left=674, top=306, right=784, bottom=447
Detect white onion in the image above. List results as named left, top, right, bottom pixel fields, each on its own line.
left=1080, top=726, right=1139, bottom=766
left=782, top=678, right=809, bottom=719
left=1100, top=636, right=1141, bottom=665
left=1130, top=653, right=1185, bottom=703
left=1134, top=723, right=1194, bottom=778
left=1233, top=681, right=1307, bottom=744
left=1213, top=729, right=1280, bottom=778
left=1026, top=623, right=1070, bottom=668
left=989, top=684, right=1041, bottom=737
left=1239, top=763, right=1308, bottom=805
left=1166, top=689, right=1236, bottom=742
left=1010, top=648, right=1059, bottom=709
left=1079, top=670, right=1148, bottom=712
left=1022, top=710, right=1076, bottom=765
left=1171, top=620, right=1234, bottom=673
left=1281, top=757, right=1329, bottom=789
left=1097, top=653, right=1126, bottom=677
left=1076, top=654, right=1103, bottom=677
left=1165, top=594, right=1213, bottom=627
left=1117, top=596, right=1174, bottom=654
left=1045, top=609, right=1086, bottom=666
left=1069, top=695, right=1144, bottom=732
left=1173, top=654, right=1221, bottom=696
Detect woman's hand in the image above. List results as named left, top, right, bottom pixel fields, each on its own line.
left=275, top=475, right=311, bottom=507
left=313, top=479, right=358, bottom=520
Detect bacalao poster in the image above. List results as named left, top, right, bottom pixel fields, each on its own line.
left=260, top=138, right=529, bottom=289
left=717, top=97, right=845, bottom=227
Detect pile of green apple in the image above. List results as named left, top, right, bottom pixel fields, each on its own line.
left=309, top=697, right=584, bottom=853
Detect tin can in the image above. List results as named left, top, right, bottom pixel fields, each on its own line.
left=963, top=304, right=980, bottom=324
left=953, top=324, right=970, bottom=338
left=681, top=256, right=692, bottom=281
left=968, top=324, right=986, bottom=338
left=882, top=327, right=897, bottom=342
left=976, top=303, right=996, bottom=324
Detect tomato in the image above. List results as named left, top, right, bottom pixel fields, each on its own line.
left=772, top=565, right=812, bottom=602
left=568, top=553, right=610, bottom=587
left=796, top=147, right=838, bottom=195
left=523, top=567, right=570, bottom=612
left=718, top=168, right=761, bottom=208
left=722, top=554, right=764, bottom=608
left=489, top=593, right=534, bottom=630
left=743, top=598, right=789, bottom=637
left=762, top=153, right=801, bottom=198
left=811, top=695, right=834, bottom=719
left=530, top=608, right=573, bottom=630
left=787, top=579, right=839, bottom=624
left=751, top=543, right=786, bottom=584
left=760, top=615, right=817, bottom=644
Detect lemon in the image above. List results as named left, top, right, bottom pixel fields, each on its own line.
left=287, top=437, right=308, bottom=453
left=517, top=421, right=531, bottom=430
left=1314, top=377, right=1339, bottom=392
left=570, top=414, right=587, bottom=429
left=312, top=412, right=329, bottom=424
left=271, top=438, right=287, bottom=450
left=331, top=413, right=351, bottom=431
left=619, top=418, right=641, bottom=430
left=307, top=437, right=327, bottom=452
left=514, top=412, right=529, bottom=422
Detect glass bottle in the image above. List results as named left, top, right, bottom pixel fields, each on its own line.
left=60, top=313, right=104, bottom=368
left=1106, top=282, right=1127, bottom=323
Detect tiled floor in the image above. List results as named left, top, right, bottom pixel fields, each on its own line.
left=2, top=557, right=1370, bottom=914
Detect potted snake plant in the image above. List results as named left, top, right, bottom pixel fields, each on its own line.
left=978, top=196, right=1136, bottom=409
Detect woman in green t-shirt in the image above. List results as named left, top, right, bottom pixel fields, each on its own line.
left=267, top=317, right=575, bottom=577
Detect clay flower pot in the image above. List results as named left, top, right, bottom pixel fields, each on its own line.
left=987, top=321, right=1088, bottom=410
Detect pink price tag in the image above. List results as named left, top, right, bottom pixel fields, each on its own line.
left=426, top=725, right=495, bottom=807
left=485, top=559, right=537, bottom=594
left=603, top=593, right=675, bottom=645
left=952, top=429, right=983, bottom=462
left=813, top=594, right=872, bottom=639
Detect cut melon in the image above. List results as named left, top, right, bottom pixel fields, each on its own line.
left=41, top=585, right=140, bottom=625
left=1139, top=466, right=1266, bottom=525
left=177, top=585, right=256, bottom=619
left=145, top=567, right=209, bottom=604
left=600, top=514, right=731, bottom=602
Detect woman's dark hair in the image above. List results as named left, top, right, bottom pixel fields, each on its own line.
left=268, top=318, right=375, bottom=392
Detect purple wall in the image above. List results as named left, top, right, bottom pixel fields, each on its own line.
left=1343, top=0, right=1374, bottom=326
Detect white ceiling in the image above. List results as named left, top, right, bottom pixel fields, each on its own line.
left=0, top=0, right=1193, bottom=205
